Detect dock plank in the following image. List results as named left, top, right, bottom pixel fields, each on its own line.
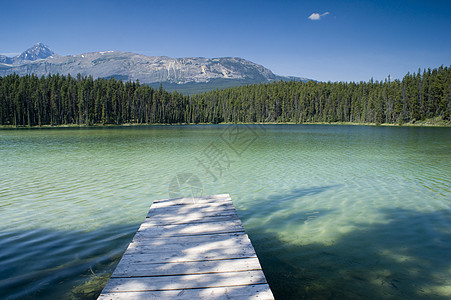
left=145, top=213, right=239, bottom=226
left=136, top=220, right=245, bottom=238
left=102, top=270, right=267, bottom=292
left=147, top=203, right=236, bottom=216
left=149, top=199, right=234, bottom=209
left=131, top=231, right=247, bottom=243
left=98, top=194, right=273, bottom=299
left=127, top=233, right=252, bottom=252
left=112, top=257, right=263, bottom=277
left=118, top=247, right=257, bottom=264
left=98, top=284, right=274, bottom=300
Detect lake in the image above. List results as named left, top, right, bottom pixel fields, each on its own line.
left=0, top=124, right=450, bottom=299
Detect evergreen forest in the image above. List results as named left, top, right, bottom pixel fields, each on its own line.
left=0, top=66, right=449, bottom=127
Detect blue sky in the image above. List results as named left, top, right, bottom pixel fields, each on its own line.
left=0, top=0, right=450, bottom=82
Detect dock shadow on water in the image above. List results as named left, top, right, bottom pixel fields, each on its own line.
left=0, top=223, right=139, bottom=300
left=247, top=204, right=451, bottom=300
left=265, top=185, right=343, bottom=205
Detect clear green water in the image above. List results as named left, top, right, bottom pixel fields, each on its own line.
left=0, top=125, right=450, bottom=299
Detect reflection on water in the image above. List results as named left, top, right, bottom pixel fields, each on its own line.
left=0, top=125, right=450, bottom=299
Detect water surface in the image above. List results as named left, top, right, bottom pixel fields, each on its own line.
left=0, top=125, right=450, bottom=299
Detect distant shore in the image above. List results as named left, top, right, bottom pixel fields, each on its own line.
left=1, top=118, right=449, bottom=129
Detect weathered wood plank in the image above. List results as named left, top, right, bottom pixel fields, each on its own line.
left=147, top=208, right=237, bottom=217
left=147, top=207, right=237, bottom=220
left=131, top=232, right=247, bottom=243
left=150, top=206, right=237, bottom=214
left=152, top=194, right=232, bottom=204
left=124, top=240, right=254, bottom=256
left=145, top=213, right=239, bottom=226
left=128, top=232, right=251, bottom=250
left=119, top=246, right=257, bottom=264
left=149, top=201, right=235, bottom=211
left=98, top=284, right=274, bottom=300
left=147, top=209, right=238, bottom=218
left=152, top=196, right=231, bottom=203
left=136, top=220, right=245, bottom=238
left=102, top=270, right=268, bottom=292
left=111, top=257, right=263, bottom=277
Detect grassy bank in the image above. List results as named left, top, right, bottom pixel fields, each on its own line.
left=1, top=117, right=450, bottom=129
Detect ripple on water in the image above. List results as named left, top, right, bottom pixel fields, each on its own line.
left=0, top=125, right=450, bottom=299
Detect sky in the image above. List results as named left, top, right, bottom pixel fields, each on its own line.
left=0, top=0, right=450, bottom=82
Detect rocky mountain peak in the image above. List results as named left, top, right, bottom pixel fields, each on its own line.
left=16, top=43, right=55, bottom=61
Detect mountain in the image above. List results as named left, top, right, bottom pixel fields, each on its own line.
left=15, top=42, right=56, bottom=63
left=0, top=43, right=56, bottom=65
left=0, top=43, right=310, bottom=94
left=0, top=55, right=12, bottom=64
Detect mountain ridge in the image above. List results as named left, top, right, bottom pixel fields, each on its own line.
left=0, top=43, right=310, bottom=94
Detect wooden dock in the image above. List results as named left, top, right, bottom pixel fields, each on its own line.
left=98, top=194, right=274, bottom=299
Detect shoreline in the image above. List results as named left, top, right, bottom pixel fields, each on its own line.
left=1, top=120, right=450, bottom=129
left=0, top=117, right=451, bottom=130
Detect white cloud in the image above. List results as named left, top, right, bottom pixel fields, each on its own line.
left=0, top=52, right=20, bottom=57
left=308, top=12, right=330, bottom=21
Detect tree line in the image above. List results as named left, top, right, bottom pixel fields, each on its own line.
left=0, top=74, right=187, bottom=126
left=0, top=66, right=449, bottom=126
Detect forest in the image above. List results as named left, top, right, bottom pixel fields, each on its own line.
left=0, top=66, right=449, bottom=126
